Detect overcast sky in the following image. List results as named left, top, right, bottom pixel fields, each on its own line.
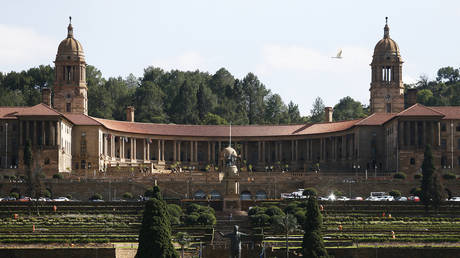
left=1, top=0, right=459, bottom=115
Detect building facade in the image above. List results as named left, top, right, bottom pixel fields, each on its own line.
left=1, top=19, right=460, bottom=179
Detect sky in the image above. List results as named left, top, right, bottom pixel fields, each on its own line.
left=1, top=0, right=460, bottom=115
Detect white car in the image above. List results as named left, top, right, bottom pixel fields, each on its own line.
left=448, top=197, right=460, bottom=202
left=337, top=196, right=350, bottom=201
left=53, top=197, right=70, bottom=202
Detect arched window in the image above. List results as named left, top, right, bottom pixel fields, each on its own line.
left=240, top=191, right=252, bottom=200
left=193, top=190, right=206, bottom=200
left=256, top=191, right=267, bottom=200
left=210, top=190, right=222, bottom=200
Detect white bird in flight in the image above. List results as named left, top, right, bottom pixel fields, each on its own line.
left=331, top=49, right=343, bottom=59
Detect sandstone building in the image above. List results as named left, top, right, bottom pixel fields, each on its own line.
left=1, top=19, right=459, bottom=180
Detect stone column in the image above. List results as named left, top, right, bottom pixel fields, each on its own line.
left=120, top=137, right=125, bottom=159
left=279, top=142, right=283, bottom=161
left=178, top=141, right=181, bottom=162
left=212, top=142, right=216, bottom=163
left=295, top=140, right=298, bottom=161
left=341, top=136, right=346, bottom=160
left=173, top=140, right=177, bottom=162
left=56, top=121, right=60, bottom=147
left=157, top=140, right=161, bottom=161
left=245, top=142, right=248, bottom=161
left=194, top=141, right=198, bottom=162
left=414, top=121, right=418, bottom=148
left=423, top=121, right=427, bottom=147
left=207, top=142, right=211, bottom=162
left=146, top=139, right=150, bottom=160
left=104, top=134, right=108, bottom=156
left=258, top=142, right=261, bottom=162
left=436, top=122, right=441, bottom=146
left=319, top=138, right=323, bottom=161
left=41, top=121, right=45, bottom=145
left=33, top=121, right=37, bottom=145
left=111, top=135, right=115, bottom=158
left=143, top=139, right=146, bottom=160
left=262, top=141, right=266, bottom=162
left=161, top=140, right=165, bottom=161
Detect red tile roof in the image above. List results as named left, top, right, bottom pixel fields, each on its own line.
left=92, top=117, right=361, bottom=137
left=0, top=107, right=28, bottom=120
left=429, top=106, right=460, bottom=120
left=63, top=114, right=101, bottom=125
left=14, top=103, right=62, bottom=117
left=396, top=104, right=444, bottom=117
left=355, top=113, right=395, bottom=126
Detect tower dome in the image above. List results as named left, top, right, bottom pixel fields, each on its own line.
left=56, top=17, right=85, bottom=62
left=372, top=17, right=401, bottom=61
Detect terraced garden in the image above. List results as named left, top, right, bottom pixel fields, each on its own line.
left=0, top=201, right=459, bottom=248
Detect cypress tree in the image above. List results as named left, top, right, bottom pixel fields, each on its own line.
left=302, top=196, right=328, bottom=258
left=421, top=145, right=435, bottom=210
left=136, top=187, right=178, bottom=258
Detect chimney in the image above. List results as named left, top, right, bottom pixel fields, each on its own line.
left=42, top=88, right=52, bottom=107
left=324, top=107, right=333, bottom=122
left=126, top=106, right=135, bottom=122
left=406, top=88, right=418, bottom=108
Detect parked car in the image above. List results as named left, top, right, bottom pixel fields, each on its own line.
left=318, top=196, right=329, bottom=201
left=352, top=197, right=363, bottom=201
left=448, top=197, right=460, bottom=202
left=408, top=196, right=420, bottom=202
left=365, top=196, right=380, bottom=201
left=337, top=196, right=351, bottom=201
left=2, top=197, right=16, bottom=201
left=380, top=195, right=394, bottom=201
left=53, top=197, right=70, bottom=202
left=395, top=196, right=408, bottom=201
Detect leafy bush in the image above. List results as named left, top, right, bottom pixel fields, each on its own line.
left=122, top=192, right=133, bottom=200
left=43, top=189, right=51, bottom=198
left=197, top=212, right=216, bottom=226
left=303, top=187, right=318, bottom=197
left=52, top=173, right=64, bottom=179
left=265, top=206, right=285, bottom=217
left=414, top=173, right=422, bottom=180
left=442, top=172, right=456, bottom=180
left=90, top=193, right=103, bottom=200
left=410, top=187, right=422, bottom=196
left=9, top=192, right=19, bottom=199
left=167, top=204, right=183, bottom=226
left=333, top=190, right=343, bottom=196
left=184, top=213, right=199, bottom=226
left=389, top=190, right=401, bottom=198
left=66, top=194, right=72, bottom=200
left=248, top=206, right=266, bottom=216
left=250, top=213, right=270, bottom=227
left=393, top=172, right=406, bottom=179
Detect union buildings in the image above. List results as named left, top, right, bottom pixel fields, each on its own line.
left=1, top=20, right=460, bottom=179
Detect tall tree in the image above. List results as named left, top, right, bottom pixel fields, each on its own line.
left=332, top=96, right=366, bottom=121
left=420, top=145, right=446, bottom=211
left=136, top=186, right=178, bottom=258
left=242, top=73, right=269, bottom=124
left=302, top=195, right=328, bottom=258
left=310, top=97, right=325, bottom=123
left=264, top=94, right=288, bottom=124
left=287, top=101, right=303, bottom=124
left=135, top=81, right=167, bottom=123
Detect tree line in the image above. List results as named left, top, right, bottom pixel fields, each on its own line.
left=3, top=65, right=457, bottom=125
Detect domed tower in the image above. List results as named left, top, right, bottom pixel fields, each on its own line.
left=370, top=18, right=404, bottom=114
left=53, top=17, right=88, bottom=115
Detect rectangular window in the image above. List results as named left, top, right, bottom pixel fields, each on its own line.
left=457, top=125, right=460, bottom=132
left=441, top=139, right=447, bottom=149
left=441, top=123, right=446, bottom=132
left=458, top=139, right=460, bottom=150
left=386, top=103, right=391, bottom=113
left=66, top=103, right=71, bottom=112
left=81, top=160, right=86, bottom=169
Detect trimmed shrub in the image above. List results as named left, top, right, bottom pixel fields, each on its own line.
left=43, top=189, right=51, bottom=198
left=248, top=206, right=266, bottom=216
left=122, top=192, right=133, bottom=200
left=9, top=192, right=19, bottom=199
left=389, top=190, right=401, bottom=198
left=414, top=173, right=422, bottom=180
left=333, top=190, right=343, bottom=196
left=303, top=187, right=318, bottom=197
left=265, top=206, right=285, bottom=217
left=393, top=172, right=407, bottom=179
left=52, top=173, right=64, bottom=179
left=184, top=214, right=199, bottom=226
left=250, top=213, right=270, bottom=227
left=197, top=212, right=216, bottom=226
left=410, top=187, right=422, bottom=196
left=90, top=193, right=103, bottom=200
left=442, top=172, right=456, bottom=180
